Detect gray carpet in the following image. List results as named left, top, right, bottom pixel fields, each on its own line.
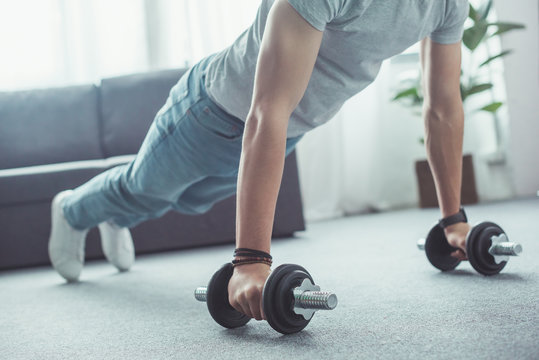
left=1, top=198, right=538, bottom=359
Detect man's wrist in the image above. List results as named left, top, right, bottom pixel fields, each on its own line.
left=232, top=247, right=273, bottom=268
left=438, top=207, right=467, bottom=229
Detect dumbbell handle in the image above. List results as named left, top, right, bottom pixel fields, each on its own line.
left=416, top=237, right=522, bottom=256
left=194, top=286, right=338, bottom=310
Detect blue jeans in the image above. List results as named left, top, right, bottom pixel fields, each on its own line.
left=63, top=56, right=302, bottom=230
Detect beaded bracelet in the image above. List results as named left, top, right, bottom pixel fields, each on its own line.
left=233, top=248, right=272, bottom=260
left=231, top=258, right=272, bottom=268
left=232, top=248, right=273, bottom=268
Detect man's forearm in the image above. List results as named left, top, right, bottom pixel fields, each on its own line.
left=424, top=106, right=464, bottom=218
left=235, top=113, right=288, bottom=253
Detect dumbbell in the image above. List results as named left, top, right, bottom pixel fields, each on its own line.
left=417, top=221, right=522, bottom=275
left=194, top=263, right=338, bottom=334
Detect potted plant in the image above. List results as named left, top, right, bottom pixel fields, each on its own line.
left=392, top=0, right=525, bottom=208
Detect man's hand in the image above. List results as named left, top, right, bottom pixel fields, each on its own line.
left=444, top=222, right=471, bottom=261
left=228, top=263, right=271, bottom=321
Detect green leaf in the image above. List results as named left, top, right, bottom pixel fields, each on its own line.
left=392, top=87, right=419, bottom=101
left=479, top=50, right=513, bottom=67
left=480, top=102, right=503, bottom=113
left=463, top=83, right=493, bottom=99
left=489, top=22, right=526, bottom=37
left=463, top=20, right=488, bottom=51
left=478, top=0, right=493, bottom=21
left=468, top=4, right=478, bottom=22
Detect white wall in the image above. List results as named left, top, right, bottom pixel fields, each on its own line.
left=494, top=0, right=539, bottom=197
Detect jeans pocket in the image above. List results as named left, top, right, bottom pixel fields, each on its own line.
left=191, top=99, right=245, bottom=141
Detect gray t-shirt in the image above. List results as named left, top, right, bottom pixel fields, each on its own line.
left=205, top=0, right=469, bottom=138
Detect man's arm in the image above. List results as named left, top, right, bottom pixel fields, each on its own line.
left=228, top=0, right=323, bottom=320
left=420, top=38, right=470, bottom=259
left=236, top=0, right=322, bottom=254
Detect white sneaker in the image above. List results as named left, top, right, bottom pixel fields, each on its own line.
left=48, top=190, right=88, bottom=282
left=98, top=221, right=135, bottom=272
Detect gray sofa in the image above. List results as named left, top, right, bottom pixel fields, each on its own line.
left=0, top=68, right=305, bottom=270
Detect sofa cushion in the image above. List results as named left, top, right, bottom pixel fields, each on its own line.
left=0, top=156, right=135, bottom=206
left=100, top=68, right=187, bottom=157
left=0, top=85, right=102, bottom=170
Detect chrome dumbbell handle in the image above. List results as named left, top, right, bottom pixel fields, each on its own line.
left=195, top=278, right=338, bottom=320
left=489, top=234, right=522, bottom=256
left=490, top=242, right=522, bottom=255
left=194, top=287, right=209, bottom=302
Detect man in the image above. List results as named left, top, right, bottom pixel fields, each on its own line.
left=49, top=0, right=471, bottom=321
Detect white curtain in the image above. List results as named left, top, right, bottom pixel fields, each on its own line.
left=297, top=60, right=433, bottom=221
left=0, top=0, right=513, bottom=222
left=0, top=0, right=149, bottom=90
left=142, top=0, right=260, bottom=69
left=0, top=0, right=259, bottom=90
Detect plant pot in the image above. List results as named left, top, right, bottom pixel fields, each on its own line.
left=415, top=154, right=479, bottom=208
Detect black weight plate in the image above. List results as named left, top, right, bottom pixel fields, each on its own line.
left=262, top=264, right=314, bottom=335
left=206, top=263, right=250, bottom=328
left=467, top=222, right=507, bottom=276
left=424, top=224, right=461, bottom=271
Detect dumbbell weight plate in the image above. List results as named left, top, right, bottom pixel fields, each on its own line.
left=262, top=264, right=314, bottom=335
left=206, top=263, right=250, bottom=328
left=425, top=224, right=461, bottom=271
left=466, top=222, right=507, bottom=276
